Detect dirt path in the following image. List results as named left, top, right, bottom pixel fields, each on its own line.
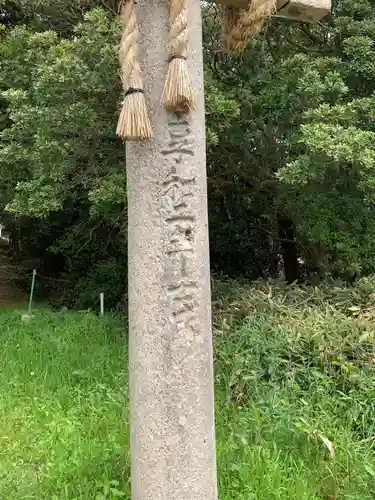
left=0, top=249, right=27, bottom=308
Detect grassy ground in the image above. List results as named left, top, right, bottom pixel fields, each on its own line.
left=1, top=280, right=375, bottom=499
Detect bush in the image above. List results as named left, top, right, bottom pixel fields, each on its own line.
left=215, top=279, right=375, bottom=499
left=70, top=258, right=126, bottom=311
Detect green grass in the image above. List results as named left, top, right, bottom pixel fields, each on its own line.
left=0, top=310, right=129, bottom=499
left=1, top=280, right=375, bottom=498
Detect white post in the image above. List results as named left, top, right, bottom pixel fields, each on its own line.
left=100, top=292, right=104, bottom=316
left=126, top=0, right=217, bottom=498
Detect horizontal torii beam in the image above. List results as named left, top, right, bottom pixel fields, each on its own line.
left=217, top=0, right=331, bottom=23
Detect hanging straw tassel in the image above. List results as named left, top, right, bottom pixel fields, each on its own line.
left=223, top=6, right=242, bottom=44
left=223, top=0, right=276, bottom=53
left=116, top=0, right=153, bottom=140
left=162, top=0, right=194, bottom=113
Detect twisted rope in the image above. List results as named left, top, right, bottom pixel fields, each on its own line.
left=116, top=0, right=153, bottom=140
left=162, top=0, right=194, bottom=112
left=223, top=0, right=276, bottom=53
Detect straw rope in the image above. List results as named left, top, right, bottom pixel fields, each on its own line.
left=116, top=0, right=153, bottom=140
left=162, top=0, right=194, bottom=112
left=223, top=0, right=276, bottom=53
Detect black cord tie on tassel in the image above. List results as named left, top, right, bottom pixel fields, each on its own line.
left=168, top=54, right=187, bottom=63
left=125, top=87, right=144, bottom=97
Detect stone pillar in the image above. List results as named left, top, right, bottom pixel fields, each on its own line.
left=126, top=0, right=218, bottom=499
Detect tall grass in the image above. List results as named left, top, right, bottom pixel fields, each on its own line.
left=214, top=279, right=375, bottom=499
left=1, top=280, right=375, bottom=498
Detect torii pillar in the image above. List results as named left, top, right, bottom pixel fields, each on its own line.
left=126, top=0, right=217, bottom=498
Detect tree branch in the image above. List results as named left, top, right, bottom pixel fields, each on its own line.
left=283, top=33, right=328, bottom=54
left=300, top=23, right=326, bottom=45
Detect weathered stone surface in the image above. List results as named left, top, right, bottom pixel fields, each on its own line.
left=217, top=0, right=331, bottom=23
left=276, top=0, right=331, bottom=22
left=126, top=0, right=218, bottom=499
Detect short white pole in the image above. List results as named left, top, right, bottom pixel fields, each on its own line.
left=100, top=292, right=104, bottom=316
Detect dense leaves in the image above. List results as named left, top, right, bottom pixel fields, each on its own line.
left=206, top=0, right=375, bottom=280
left=0, top=0, right=375, bottom=306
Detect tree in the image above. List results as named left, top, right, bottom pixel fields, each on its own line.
left=0, top=8, right=128, bottom=306
left=278, top=0, right=375, bottom=277
left=204, top=0, right=375, bottom=280
left=1, top=0, right=375, bottom=307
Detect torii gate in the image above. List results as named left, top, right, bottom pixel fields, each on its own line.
left=116, top=0, right=330, bottom=498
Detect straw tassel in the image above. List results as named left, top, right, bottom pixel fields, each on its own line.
left=116, top=0, right=153, bottom=140
left=223, top=0, right=276, bottom=53
left=162, top=0, right=194, bottom=113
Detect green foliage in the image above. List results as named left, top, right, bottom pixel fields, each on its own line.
left=70, top=258, right=126, bottom=310
left=2, top=281, right=375, bottom=497
left=1, top=1, right=375, bottom=303
left=0, top=10, right=123, bottom=218
left=0, top=8, right=127, bottom=305
left=279, top=95, right=375, bottom=275
left=215, top=280, right=375, bottom=499
left=205, top=0, right=375, bottom=279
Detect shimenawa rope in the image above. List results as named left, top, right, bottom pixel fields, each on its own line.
left=162, top=0, right=195, bottom=112
left=116, top=0, right=153, bottom=140
left=223, top=0, right=276, bottom=53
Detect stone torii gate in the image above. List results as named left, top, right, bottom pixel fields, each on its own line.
left=116, top=0, right=330, bottom=498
